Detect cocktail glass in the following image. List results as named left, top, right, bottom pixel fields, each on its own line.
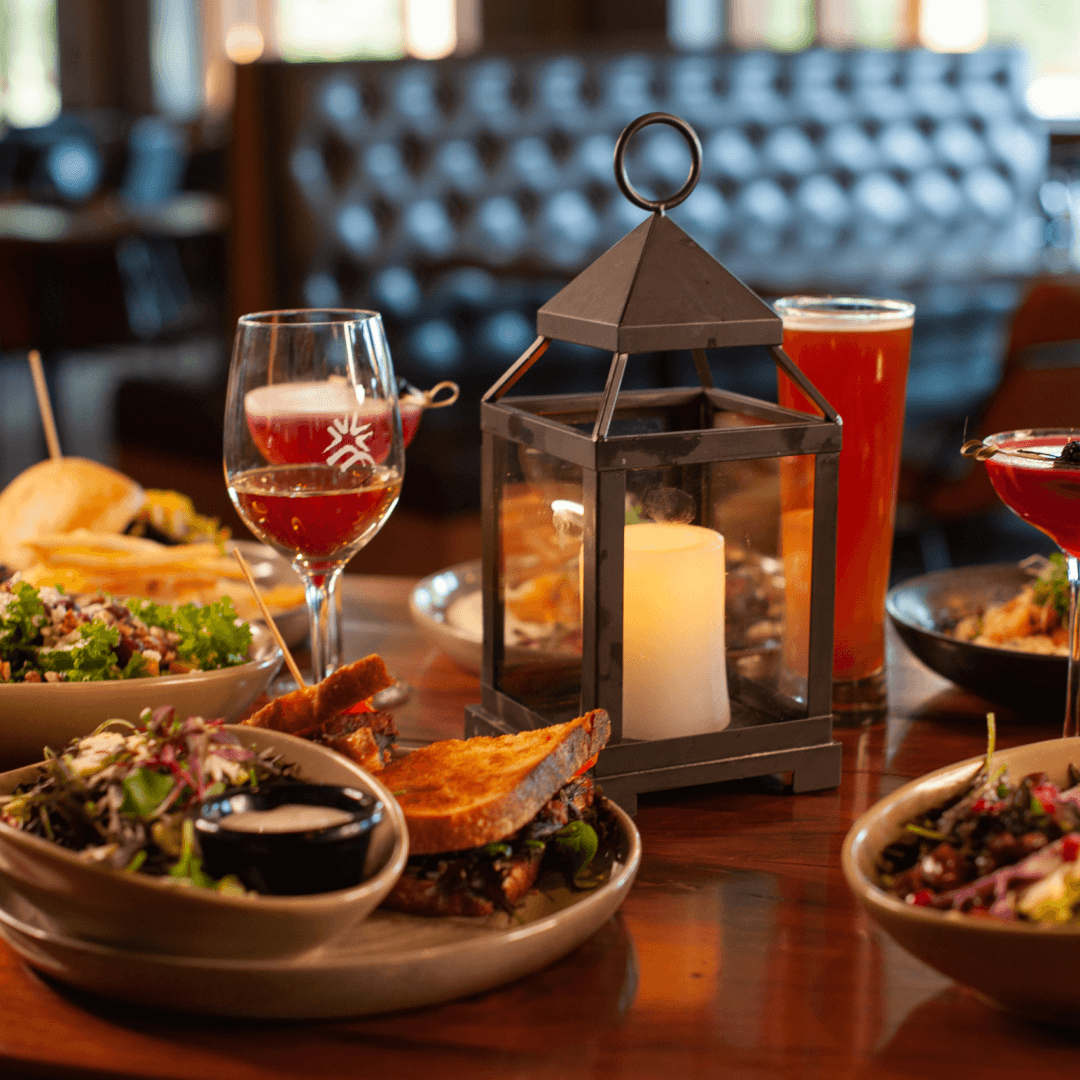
left=966, top=428, right=1080, bottom=737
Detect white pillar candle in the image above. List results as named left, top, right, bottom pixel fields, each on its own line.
left=622, top=522, right=731, bottom=741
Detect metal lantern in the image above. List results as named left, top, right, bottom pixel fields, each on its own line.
left=465, top=113, right=843, bottom=813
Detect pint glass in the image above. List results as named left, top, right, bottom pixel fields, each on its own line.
left=775, top=296, right=915, bottom=714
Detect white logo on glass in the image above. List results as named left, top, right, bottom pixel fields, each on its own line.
left=325, top=414, right=375, bottom=471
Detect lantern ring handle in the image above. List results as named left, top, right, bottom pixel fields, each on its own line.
left=613, top=112, right=703, bottom=214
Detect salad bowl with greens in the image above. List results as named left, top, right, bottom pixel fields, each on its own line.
left=844, top=735, right=1080, bottom=1028
left=0, top=721, right=407, bottom=961
left=0, top=580, right=282, bottom=767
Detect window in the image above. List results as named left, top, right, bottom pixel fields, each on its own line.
left=0, top=0, right=59, bottom=128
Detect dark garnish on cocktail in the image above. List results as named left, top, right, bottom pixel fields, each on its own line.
left=1054, top=440, right=1080, bottom=467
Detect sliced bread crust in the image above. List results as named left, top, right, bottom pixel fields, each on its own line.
left=241, top=654, right=392, bottom=736
left=379, top=709, right=610, bottom=854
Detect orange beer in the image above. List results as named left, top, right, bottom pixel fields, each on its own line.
left=775, top=297, right=914, bottom=710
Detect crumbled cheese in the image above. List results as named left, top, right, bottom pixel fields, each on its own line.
left=37, top=643, right=77, bottom=655
left=68, top=731, right=127, bottom=776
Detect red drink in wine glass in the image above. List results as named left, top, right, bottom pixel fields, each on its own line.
left=245, top=383, right=400, bottom=466
left=399, top=397, right=423, bottom=448
left=225, top=311, right=404, bottom=683
left=230, top=464, right=401, bottom=561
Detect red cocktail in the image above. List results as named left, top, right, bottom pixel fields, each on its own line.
left=245, top=383, right=400, bottom=465
left=984, top=436, right=1080, bottom=557
left=971, top=428, right=1080, bottom=738
left=776, top=296, right=915, bottom=713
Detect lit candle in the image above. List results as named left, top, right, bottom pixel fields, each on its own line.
left=622, top=522, right=730, bottom=740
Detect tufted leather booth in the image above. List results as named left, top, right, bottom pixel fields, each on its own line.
left=226, top=47, right=1049, bottom=517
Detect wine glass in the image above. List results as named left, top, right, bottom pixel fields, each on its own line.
left=964, top=428, right=1080, bottom=737
left=224, top=310, right=404, bottom=684
left=322, top=378, right=460, bottom=698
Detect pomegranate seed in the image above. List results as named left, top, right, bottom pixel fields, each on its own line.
left=1062, top=835, right=1080, bottom=862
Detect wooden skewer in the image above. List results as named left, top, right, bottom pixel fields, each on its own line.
left=27, top=350, right=61, bottom=461
left=231, top=547, right=307, bottom=688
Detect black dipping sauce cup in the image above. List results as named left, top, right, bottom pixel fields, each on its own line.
left=194, top=783, right=383, bottom=895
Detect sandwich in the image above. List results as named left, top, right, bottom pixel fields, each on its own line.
left=380, top=709, right=612, bottom=917
left=0, top=457, right=144, bottom=571
left=241, top=654, right=399, bottom=771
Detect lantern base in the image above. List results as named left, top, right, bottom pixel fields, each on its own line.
left=464, top=705, right=842, bottom=816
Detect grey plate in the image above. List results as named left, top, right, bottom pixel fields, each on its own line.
left=886, top=564, right=1066, bottom=716
left=0, top=802, right=640, bottom=1020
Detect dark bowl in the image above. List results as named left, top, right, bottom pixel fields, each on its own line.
left=195, top=783, right=383, bottom=896
left=886, top=563, right=1066, bottom=716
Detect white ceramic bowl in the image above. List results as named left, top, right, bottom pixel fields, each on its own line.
left=843, top=737, right=1080, bottom=1027
left=0, top=725, right=409, bottom=961
left=0, top=624, right=282, bottom=769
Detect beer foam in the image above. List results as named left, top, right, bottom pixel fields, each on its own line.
left=775, top=298, right=914, bottom=333
left=245, top=381, right=381, bottom=417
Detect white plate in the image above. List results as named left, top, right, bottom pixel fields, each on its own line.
left=0, top=625, right=282, bottom=768
left=408, top=560, right=576, bottom=674
left=0, top=802, right=640, bottom=1019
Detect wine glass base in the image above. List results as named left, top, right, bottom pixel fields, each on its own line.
left=372, top=681, right=412, bottom=709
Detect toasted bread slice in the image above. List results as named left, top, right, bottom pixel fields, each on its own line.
left=241, top=655, right=392, bottom=737
left=380, top=709, right=610, bottom=855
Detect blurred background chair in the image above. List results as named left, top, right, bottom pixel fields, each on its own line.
left=897, top=277, right=1080, bottom=569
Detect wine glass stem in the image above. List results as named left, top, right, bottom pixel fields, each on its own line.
left=304, top=567, right=344, bottom=684
left=1066, top=554, right=1080, bottom=739
left=327, top=574, right=342, bottom=674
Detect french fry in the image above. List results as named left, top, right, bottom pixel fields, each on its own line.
left=20, top=538, right=305, bottom=622
left=26, top=532, right=236, bottom=575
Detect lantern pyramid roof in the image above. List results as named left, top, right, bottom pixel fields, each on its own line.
left=536, top=212, right=782, bottom=354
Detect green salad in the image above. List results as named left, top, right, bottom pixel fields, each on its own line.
left=0, top=708, right=297, bottom=888
left=0, top=578, right=252, bottom=683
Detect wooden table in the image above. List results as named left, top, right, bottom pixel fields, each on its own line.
left=2, top=575, right=1078, bottom=1079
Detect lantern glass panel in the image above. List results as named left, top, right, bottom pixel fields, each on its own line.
left=496, top=439, right=584, bottom=718
left=622, top=447, right=812, bottom=732
left=777, top=451, right=816, bottom=708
